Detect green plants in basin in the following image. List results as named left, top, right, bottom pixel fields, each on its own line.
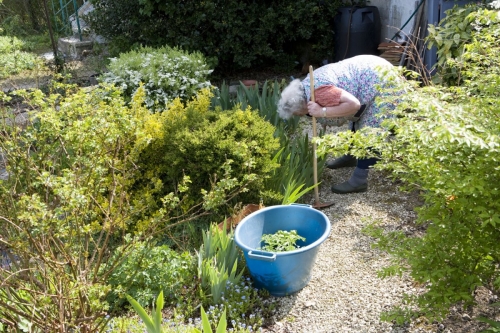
left=260, top=230, right=306, bottom=252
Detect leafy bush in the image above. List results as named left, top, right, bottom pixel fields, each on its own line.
left=86, top=0, right=344, bottom=72
left=0, top=14, right=33, bottom=36
left=106, top=242, right=195, bottom=310
left=426, top=2, right=497, bottom=85
left=0, top=82, right=257, bottom=331
left=316, top=6, right=500, bottom=322
left=0, top=82, right=151, bottom=332
left=100, top=46, right=213, bottom=112
left=211, top=80, right=323, bottom=205
left=0, top=35, right=41, bottom=78
left=132, top=88, right=280, bottom=220
left=0, top=0, right=48, bottom=35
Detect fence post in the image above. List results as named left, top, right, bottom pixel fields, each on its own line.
left=72, top=0, right=83, bottom=41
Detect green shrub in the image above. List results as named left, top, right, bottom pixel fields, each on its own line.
left=0, top=82, right=151, bottom=332
left=0, top=14, right=33, bottom=36
left=316, top=6, right=500, bottom=322
left=0, top=35, right=41, bottom=79
left=132, top=88, right=280, bottom=221
left=86, top=0, right=343, bottom=72
left=0, top=83, right=253, bottom=331
left=211, top=80, right=322, bottom=205
left=426, top=2, right=497, bottom=85
left=100, top=46, right=213, bottom=112
left=106, top=242, right=195, bottom=310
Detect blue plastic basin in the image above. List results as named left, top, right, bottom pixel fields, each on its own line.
left=234, top=204, right=331, bottom=296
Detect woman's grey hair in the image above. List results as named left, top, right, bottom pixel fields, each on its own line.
left=277, top=79, right=306, bottom=119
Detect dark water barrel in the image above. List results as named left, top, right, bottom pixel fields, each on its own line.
left=333, top=6, right=381, bottom=62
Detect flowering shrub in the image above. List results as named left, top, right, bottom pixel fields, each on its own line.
left=100, top=46, right=213, bottom=112
left=201, top=279, right=277, bottom=332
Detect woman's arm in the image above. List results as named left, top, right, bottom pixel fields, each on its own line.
left=307, top=89, right=361, bottom=118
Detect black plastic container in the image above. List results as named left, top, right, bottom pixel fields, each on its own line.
left=333, top=6, right=381, bottom=62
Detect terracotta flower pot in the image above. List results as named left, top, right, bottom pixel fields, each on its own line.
left=218, top=203, right=263, bottom=231
left=241, top=79, right=258, bottom=87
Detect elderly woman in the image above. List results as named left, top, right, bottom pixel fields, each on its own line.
left=277, top=54, right=398, bottom=194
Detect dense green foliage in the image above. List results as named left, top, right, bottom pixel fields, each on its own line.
left=132, top=87, right=281, bottom=223
left=211, top=81, right=323, bottom=205
left=316, top=2, right=500, bottom=323
left=0, top=83, right=150, bottom=331
left=0, top=0, right=47, bottom=34
left=106, top=242, right=195, bottom=310
left=0, top=35, right=42, bottom=78
left=0, top=82, right=272, bottom=331
left=85, top=0, right=343, bottom=73
left=100, top=46, right=213, bottom=112
left=426, top=1, right=499, bottom=85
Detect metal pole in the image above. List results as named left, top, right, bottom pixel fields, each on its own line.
left=59, top=0, right=65, bottom=25
left=72, top=0, right=83, bottom=41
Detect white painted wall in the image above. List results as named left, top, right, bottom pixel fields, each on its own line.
left=368, top=0, right=423, bottom=44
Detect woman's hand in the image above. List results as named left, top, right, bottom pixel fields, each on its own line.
left=307, top=90, right=361, bottom=118
left=307, top=101, right=324, bottom=117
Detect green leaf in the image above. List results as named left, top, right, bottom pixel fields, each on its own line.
left=126, top=294, right=157, bottom=333
left=201, top=306, right=213, bottom=333
left=154, top=290, right=164, bottom=332
left=215, top=309, right=227, bottom=333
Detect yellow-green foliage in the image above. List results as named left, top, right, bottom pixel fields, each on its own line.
left=132, top=87, right=280, bottom=220
left=0, top=35, right=43, bottom=79
left=0, top=82, right=163, bottom=332
left=0, top=81, right=275, bottom=331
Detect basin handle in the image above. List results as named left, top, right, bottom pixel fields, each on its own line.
left=248, top=250, right=276, bottom=262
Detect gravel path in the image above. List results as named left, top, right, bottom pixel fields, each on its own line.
left=261, top=123, right=499, bottom=333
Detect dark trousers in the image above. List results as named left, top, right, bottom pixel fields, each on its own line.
left=351, top=115, right=378, bottom=170
left=357, top=157, right=378, bottom=170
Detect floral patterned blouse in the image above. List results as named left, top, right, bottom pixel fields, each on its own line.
left=302, top=55, right=397, bottom=129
